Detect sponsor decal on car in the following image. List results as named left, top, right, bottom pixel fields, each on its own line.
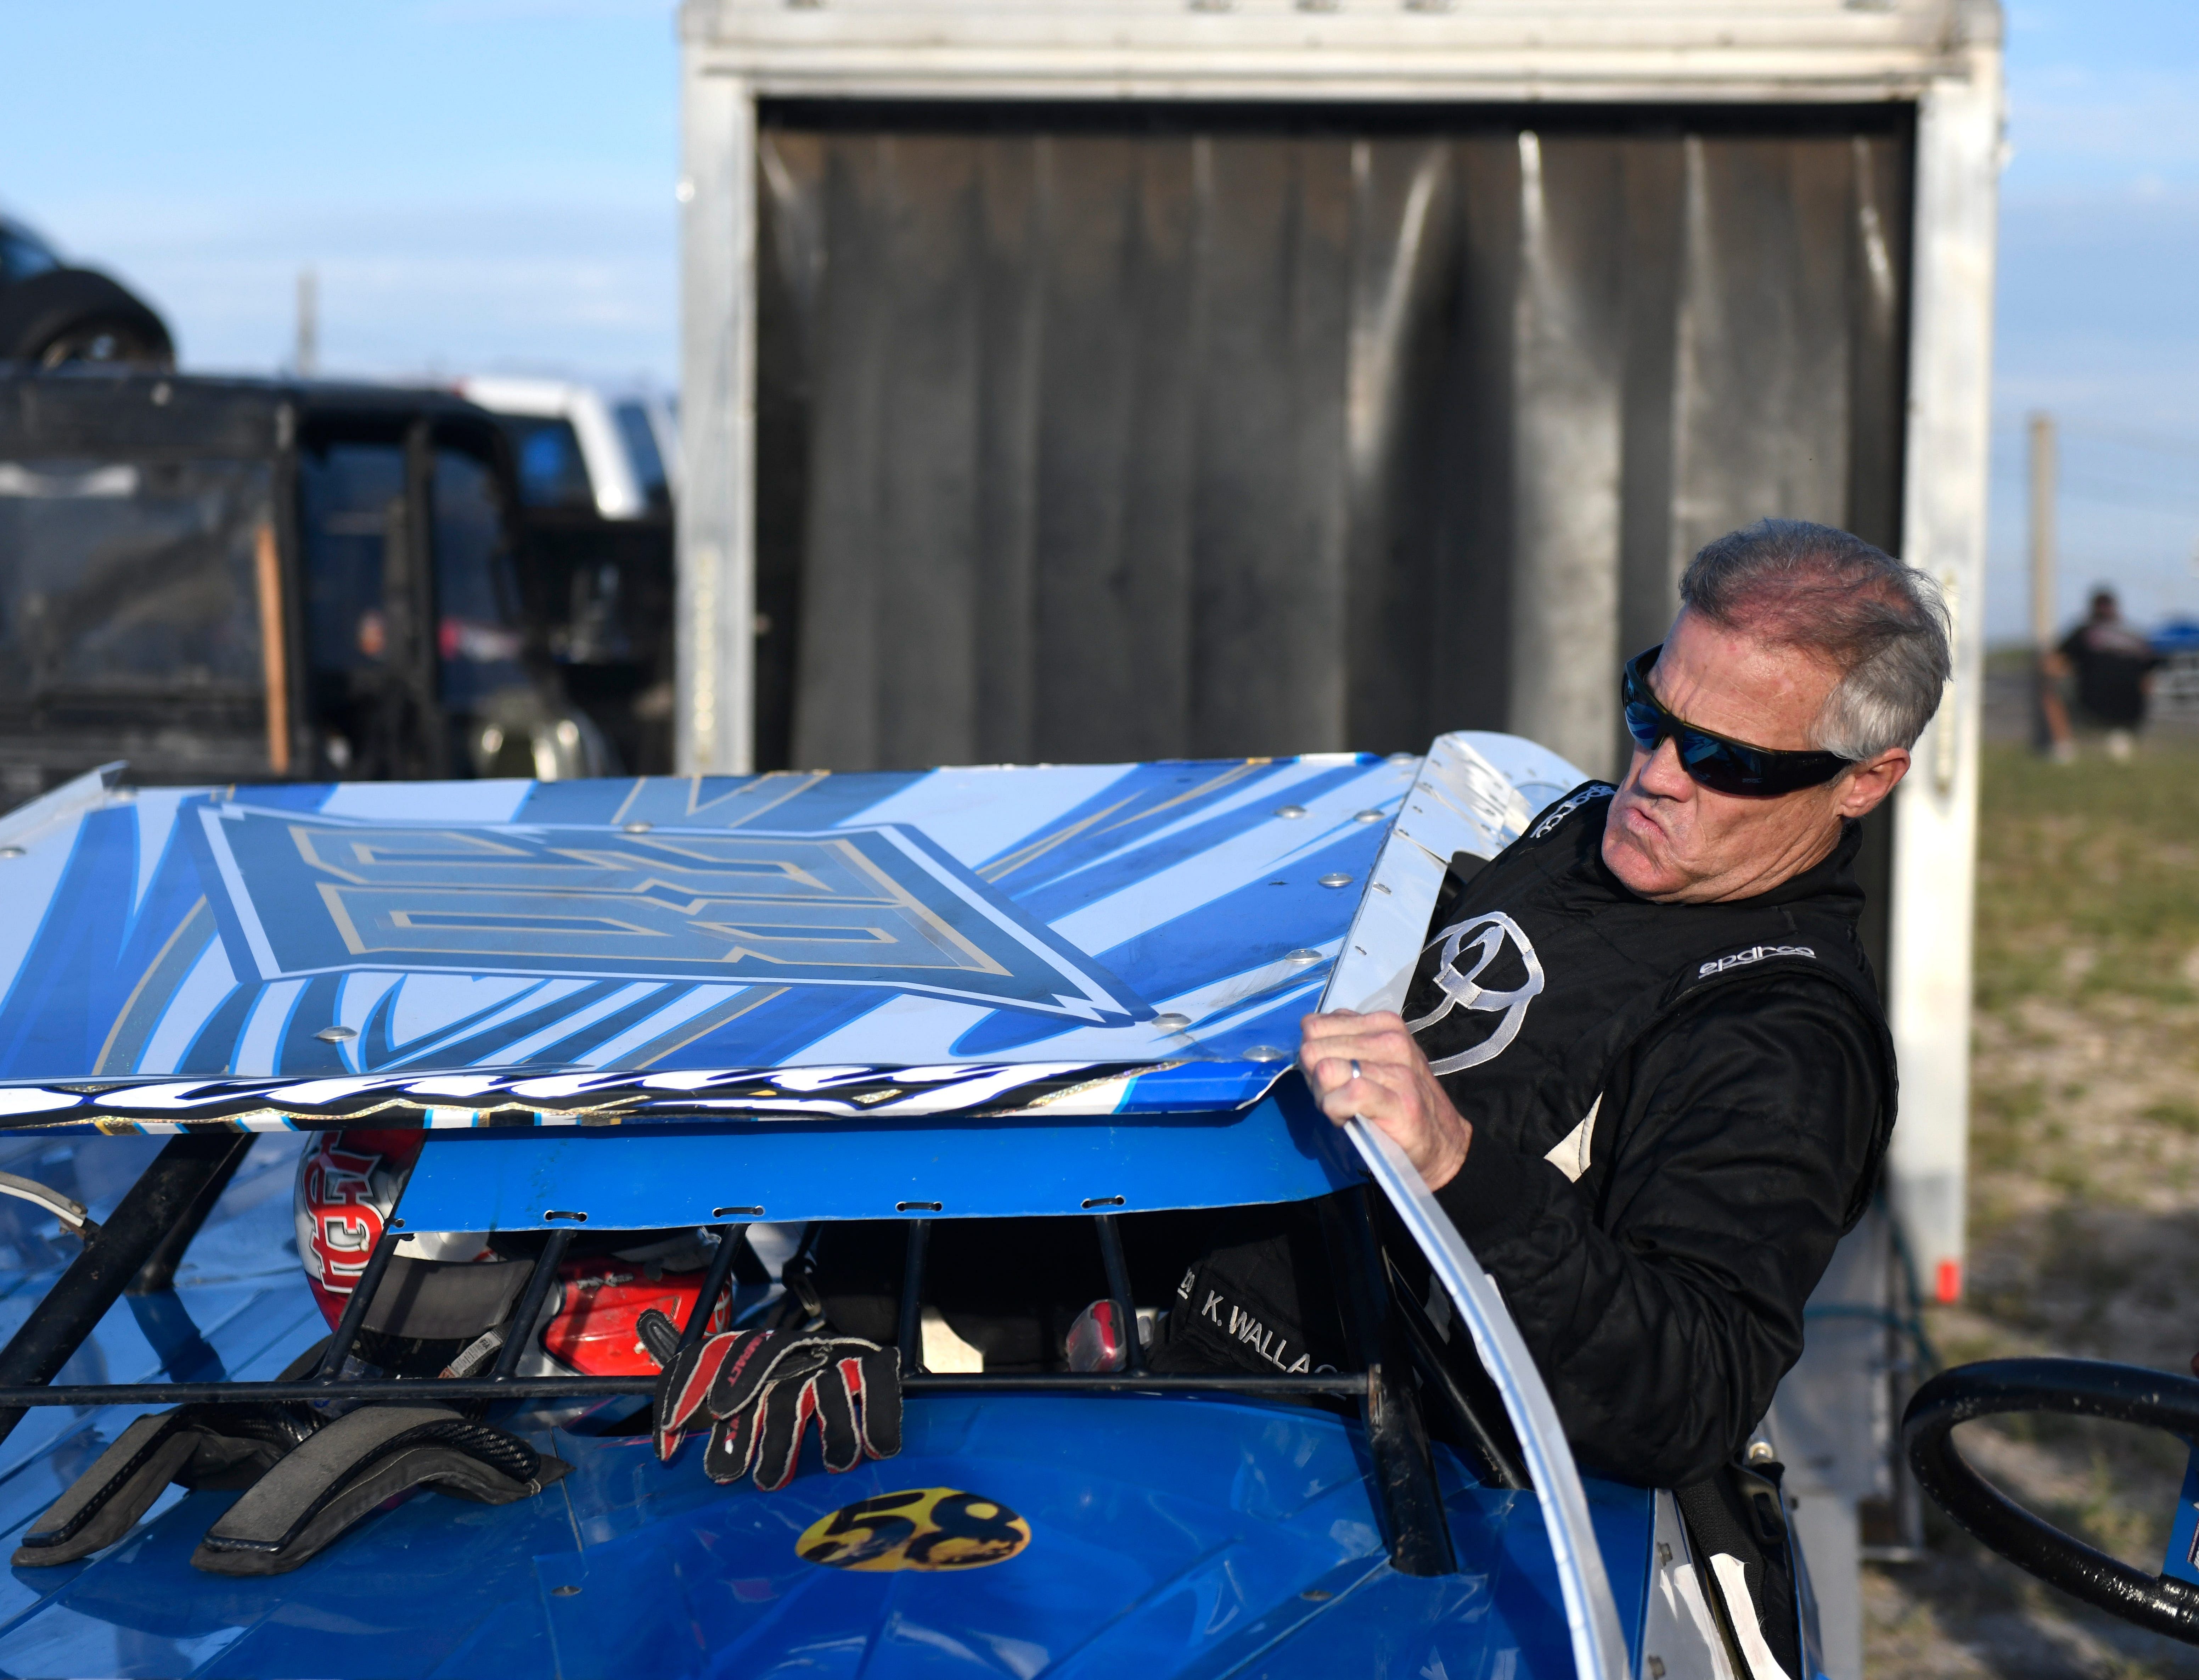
left=195, top=808, right=1142, bottom=1023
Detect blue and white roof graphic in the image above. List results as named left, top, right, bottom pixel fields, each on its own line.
left=0, top=735, right=1586, bottom=1131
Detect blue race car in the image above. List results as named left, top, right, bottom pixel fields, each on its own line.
left=0, top=737, right=1823, bottom=1678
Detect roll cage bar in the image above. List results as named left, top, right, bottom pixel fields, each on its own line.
left=0, top=1130, right=1532, bottom=1584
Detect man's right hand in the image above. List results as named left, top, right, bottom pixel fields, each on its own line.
left=1298, top=1009, right=1472, bottom=1191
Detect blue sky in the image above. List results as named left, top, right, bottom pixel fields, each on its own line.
left=4, top=0, right=2193, bottom=640
left=3, top=1, right=679, bottom=383
left=1986, top=0, right=2199, bottom=637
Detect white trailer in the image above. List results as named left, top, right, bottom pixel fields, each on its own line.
left=673, top=6, right=2003, bottom=1669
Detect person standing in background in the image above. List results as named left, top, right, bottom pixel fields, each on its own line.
left=2051, top=588, right=2160, bottom=761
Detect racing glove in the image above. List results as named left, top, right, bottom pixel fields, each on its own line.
left=653, top=1329, right=900, bottom=1490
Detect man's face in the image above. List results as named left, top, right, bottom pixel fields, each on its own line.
left=1601, top=610, right=1911, bottom=904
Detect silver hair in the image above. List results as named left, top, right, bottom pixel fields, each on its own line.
left=1679, top=519, right=1952, bottom=760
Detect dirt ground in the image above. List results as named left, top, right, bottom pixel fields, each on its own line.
left=1862, top=734, right=2199, bottom=1678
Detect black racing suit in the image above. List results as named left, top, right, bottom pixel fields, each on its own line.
left=1414, top=783, right=1894, bottom=1491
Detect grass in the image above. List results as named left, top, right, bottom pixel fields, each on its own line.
left=2144, top=1099, right=2199, bottom=1135
left=1870, top=736, right=2199, bottom=1678
left=1973, top=741, right=2199, bottom=1013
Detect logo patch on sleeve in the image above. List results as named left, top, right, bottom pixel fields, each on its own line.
left=1697, top=943, right=1816, bottom=978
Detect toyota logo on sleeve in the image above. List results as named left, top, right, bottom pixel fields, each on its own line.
left=1404, top=912, right=1546, bottom=1074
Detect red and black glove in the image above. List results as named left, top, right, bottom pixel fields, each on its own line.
left=654, top=1329, right=900, bottom=1491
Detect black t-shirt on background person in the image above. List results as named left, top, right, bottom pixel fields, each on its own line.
left=2058, top=617, right=2159, bottom=729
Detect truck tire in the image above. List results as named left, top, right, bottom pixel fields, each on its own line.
left=0, top=269, right=174, bottom=369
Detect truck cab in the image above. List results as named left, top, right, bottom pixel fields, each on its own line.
left=0, top=370, right=610, bottom=798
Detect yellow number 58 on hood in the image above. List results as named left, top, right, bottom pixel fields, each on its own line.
left=797, top=1488, right=1031, bottom=1573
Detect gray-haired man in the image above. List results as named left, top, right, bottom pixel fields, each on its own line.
left=1300, top=518, right=1948, bottom=1501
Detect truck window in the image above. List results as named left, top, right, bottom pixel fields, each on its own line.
left=298, top=439, right=401, bottom=678
left=496, top=417, right=593, bottom=511
left=0, top=457, right=268, bottom=698
left=430, top=444, right=527, bottom=706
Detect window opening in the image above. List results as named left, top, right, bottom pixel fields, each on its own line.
left=496, top=417, right=593, bottom=512
left=0, top=456, right=270, bottom=702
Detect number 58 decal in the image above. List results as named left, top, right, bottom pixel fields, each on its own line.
left=797, top=1488, right=1031, bottom=1573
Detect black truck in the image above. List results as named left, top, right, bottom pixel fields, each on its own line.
left=0, top=370, right=618, bottom=799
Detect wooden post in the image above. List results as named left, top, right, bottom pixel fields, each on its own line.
left=2029, top=412, right=2073, bottom=757
left=295, top=268, right=318, bottom=378
left=254, top=522, right=291, bottom=775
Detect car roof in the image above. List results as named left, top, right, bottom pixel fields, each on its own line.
left=0, top=737, right=1584, bottom=1152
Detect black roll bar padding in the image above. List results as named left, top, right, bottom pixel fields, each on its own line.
left=129, top=1131, right=257, bottom=1297
left=898, top=1219, right=930, bottom=1375
left=1903, top=1358, right=2199, bottom=1644
left=490, top=1226, right=574, bottom=1382
left=316, top=1227, right=404, bottom=1380
left=0, top=1371, right=1373, bottom=1410
left=1385, top=1253, right=1531, bottom=1491
left=1092, top=1213, right=1143, bottom=1374
left=0, top=1129, right=257, bottom=1447
left=675, top=1223, right=746, bottom=1355
left=1322, top=1188, right=1457, bottom=1578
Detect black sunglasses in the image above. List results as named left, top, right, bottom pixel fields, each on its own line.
left=1621, top=647, right=1854, bottom=798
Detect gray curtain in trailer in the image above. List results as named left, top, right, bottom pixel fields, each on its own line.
left=753, top=106, right=1911, bottom=780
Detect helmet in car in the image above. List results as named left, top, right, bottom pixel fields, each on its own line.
left=293, top=1129, right=729, bottom=1378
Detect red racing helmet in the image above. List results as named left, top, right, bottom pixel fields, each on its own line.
left=294, top=1129, right=730, bottom=1378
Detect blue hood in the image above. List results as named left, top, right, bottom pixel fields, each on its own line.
left=0, top=1389, right=1627, bottom=1679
